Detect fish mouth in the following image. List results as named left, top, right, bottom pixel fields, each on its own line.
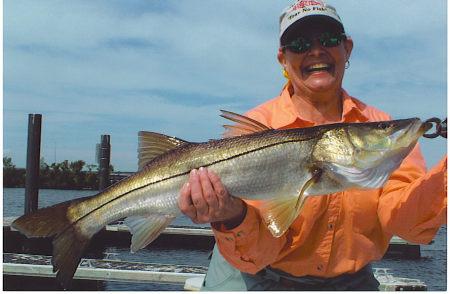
left=393, top=119, right=431, bottom=148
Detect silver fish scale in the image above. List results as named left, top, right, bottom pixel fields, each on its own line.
left=69, top=118, right=428, bottom=238
left=73, top=128, right=327, bottom=234
left=208, top=140, right=313, bottom=200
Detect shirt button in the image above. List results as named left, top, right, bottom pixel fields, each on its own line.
left=317, top=265, right=323, bottom=271
left=225, top=237, right=233, bottom=241
left=240, top=256, right=250, bottom=262
left=327, top=223, right=333, bottom=230
left=237, top=231, right=244, bottom=237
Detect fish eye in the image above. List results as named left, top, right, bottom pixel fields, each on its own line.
left=378, top=122, right=388, bottom=130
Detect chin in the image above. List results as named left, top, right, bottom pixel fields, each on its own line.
left=307, top=80, right=336, bottom=91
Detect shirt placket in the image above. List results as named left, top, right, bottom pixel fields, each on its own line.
left=314, top=193, right=342, bottom=274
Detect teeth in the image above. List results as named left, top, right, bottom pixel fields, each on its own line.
left=306, top=63, right=330, bottom=72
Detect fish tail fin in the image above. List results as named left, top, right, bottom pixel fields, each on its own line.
left=12, top=197, right=93, bottom=289
left=51, top=224, right=90, bottom=289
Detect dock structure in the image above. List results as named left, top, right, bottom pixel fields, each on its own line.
left=109, top=171, right=134, bottom=185
left=3, top=253, right=427, bottom=291
left=4, top=253, right=207, bottom=284
left=373, top=268, right=427, bottom=291
left=183, top=269, right=428, bottom=291
left=3, top=217, right=427, bottom=290
left=3, top=216, right=420, bottom=258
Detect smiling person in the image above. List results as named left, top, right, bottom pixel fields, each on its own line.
left=178, top=0, right=447, bottom=291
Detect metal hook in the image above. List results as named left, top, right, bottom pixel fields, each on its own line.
left=423, top=117, right=447, bottom=139
left=439, top=118, right=447, bottom=138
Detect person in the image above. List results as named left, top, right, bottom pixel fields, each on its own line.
left=178, top=0, right=447, bottom=291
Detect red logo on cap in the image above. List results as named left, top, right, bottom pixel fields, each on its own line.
left=292, top=1, right=324, bottom=11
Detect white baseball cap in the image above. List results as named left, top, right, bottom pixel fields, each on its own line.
left=279, top=0, right=344, bottom=40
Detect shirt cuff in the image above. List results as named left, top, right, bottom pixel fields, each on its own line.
left=211, top=205, right=261, bottom=252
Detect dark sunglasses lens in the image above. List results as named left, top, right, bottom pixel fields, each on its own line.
left=320, top=32, right=342, bottom=47
left=283, top=32, right=343, bottom=53
left=288, top=37, right=311, bottom=53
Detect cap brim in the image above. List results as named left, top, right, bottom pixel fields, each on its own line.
left=280, top=15, right=345, bottom=44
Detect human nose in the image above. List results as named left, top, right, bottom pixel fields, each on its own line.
left=308, top=38, right=325, bottom=56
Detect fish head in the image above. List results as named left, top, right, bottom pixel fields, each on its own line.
left=311, top=118, right=432, bottom=192
left=345, top=118, right=432, bottom=167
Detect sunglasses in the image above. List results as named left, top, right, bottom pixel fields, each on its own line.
left=281, top=32, right=346, bottom=54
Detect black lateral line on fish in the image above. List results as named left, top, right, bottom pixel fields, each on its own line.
left=63, top=136, right=317, bottom=234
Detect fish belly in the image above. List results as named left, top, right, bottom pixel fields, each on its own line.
left=71, top=176, right=185, bottom=235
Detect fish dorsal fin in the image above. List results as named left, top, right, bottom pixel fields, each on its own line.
left=124, top=215, right=175, bottom=253
left=260, top=168, right=322, bottom=237
left=220, top=110, right=272, bottom=137
left=138, top=131, right=188, bottom=170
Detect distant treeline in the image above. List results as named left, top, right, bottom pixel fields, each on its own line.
left=3, top=157, right=114, bottom=190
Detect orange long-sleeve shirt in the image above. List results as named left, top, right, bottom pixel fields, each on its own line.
left=212, top=85, right=447, bottom=278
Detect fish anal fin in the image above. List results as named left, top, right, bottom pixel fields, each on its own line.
left=138, top=131, right=189, bottom=170
left=124, top=215, right=175, bottom=253
left=220, top=110, right=272, bottom=136
left=261, top=167, right=322, bottom=237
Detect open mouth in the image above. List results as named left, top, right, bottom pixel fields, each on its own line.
left=305, top=63, right=332, bottom=73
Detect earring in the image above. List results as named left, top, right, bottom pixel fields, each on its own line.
left=283, top=68, right=290, bottom=80
left=345, top=60, right=350, bottom=69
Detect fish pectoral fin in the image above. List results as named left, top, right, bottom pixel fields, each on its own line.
left=124, top=215, right=175, bottom=253
left=260, top=197, right=302, bottom=238
left=137, top=131, right=190, bottom=170
left=260, top=168, right=322, bottom=238
left=220, top=110, right=272, bottom=137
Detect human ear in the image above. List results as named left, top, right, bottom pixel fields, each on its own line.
left=343, top=37, right=354, bottom=61
left=277, top=49, right=287, bottom=67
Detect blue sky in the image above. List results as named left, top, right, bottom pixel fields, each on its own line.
left=4, top=0, right=447, bottom=172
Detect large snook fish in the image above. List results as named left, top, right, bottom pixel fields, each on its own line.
left=12, top=110, right=431, bottom=288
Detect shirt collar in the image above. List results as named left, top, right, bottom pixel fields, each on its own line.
left=271, top=82, right=370, bottom=129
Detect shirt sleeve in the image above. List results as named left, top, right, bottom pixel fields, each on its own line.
left=378, top=145, right=447, bottom=244
left=211, top=202, right=287, bottom=274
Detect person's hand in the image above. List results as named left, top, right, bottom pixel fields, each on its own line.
left=178, top=167, right=246, bottom=228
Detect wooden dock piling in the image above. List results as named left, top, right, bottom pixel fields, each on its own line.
left=25, top=114, right=42, bottom=214
left=98, top=135, right=111, bottom=191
